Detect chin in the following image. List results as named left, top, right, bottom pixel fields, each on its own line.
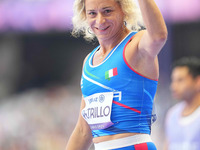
left=173, top=97, right=183, bottom=101
left=172, top=94, right=182, bottom=101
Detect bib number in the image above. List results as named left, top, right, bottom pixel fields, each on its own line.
left=82, top=92, right=114, bottom=130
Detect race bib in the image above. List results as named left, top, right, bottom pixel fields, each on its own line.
left=82, top=92, right=114, bottom=130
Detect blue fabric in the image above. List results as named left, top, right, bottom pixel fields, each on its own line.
left=81, top=32, right=158, bottom=137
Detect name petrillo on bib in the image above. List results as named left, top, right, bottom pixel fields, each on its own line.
left=82, top=92, right=114, bottom=130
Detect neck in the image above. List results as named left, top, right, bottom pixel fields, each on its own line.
left=182, top=93, right=200, bottom=116
left=98, top=28, right=130, bottom=55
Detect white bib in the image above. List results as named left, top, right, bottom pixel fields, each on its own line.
left=82, top=92, right=114, bottom=130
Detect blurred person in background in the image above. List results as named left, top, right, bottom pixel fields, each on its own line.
left=66, top=0, right=167, bottom=149
left=164, top=57, right=200, bottom=150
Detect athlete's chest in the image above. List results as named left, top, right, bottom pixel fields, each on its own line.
left=81, top=61, right=122, bottom=94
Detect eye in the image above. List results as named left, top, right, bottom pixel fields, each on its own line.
left=88, top=11, right=96, bottom=17
left=104, top=9, right=112, bottom=14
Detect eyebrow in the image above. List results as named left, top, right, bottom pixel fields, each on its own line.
left=102, top=6, right=113, bottom=10
left=86, top=9, right=95, bottom=12
left=86, top=6, right=113, bottom=12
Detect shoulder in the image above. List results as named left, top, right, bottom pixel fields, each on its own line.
left=127, top=30, right=146, bottom=45
left=81, top=53, right=91, bottom=72
left=82, top=46, right=99, bottom=66
left=130, top=30, right=146, bottom=41
left=83, top=53, right=90, bottom=64
left=124, top=30, right=145, bottom=57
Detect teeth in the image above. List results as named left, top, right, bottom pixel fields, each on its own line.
left=99, top=27, right=107, bottom=30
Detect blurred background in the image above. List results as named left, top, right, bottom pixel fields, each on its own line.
left=0, top=0, right=200, bottom=149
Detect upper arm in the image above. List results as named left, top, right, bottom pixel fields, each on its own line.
left=66, top=97, right=92, bottom=150
left=137, top=0, right=168, bottom=58
left=77, top=97, right=87, bottom=123
left=76, top=53, right=92, bottom=136
left=138, top=29, right=167, bottom=58
left=66, top=53, right=92, bottom=150
left=75, top=97, right=92, bottom=135
left=76, top=53, right=93, bottom=137
left=124, top=31, right=161, bottom=80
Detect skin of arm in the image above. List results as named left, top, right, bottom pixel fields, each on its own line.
left=125, top=0, right=168, bottom=80
left=66, top=54, right=93, bottom=150
left=138, top=0, right=168, bottom=57
left=66, top=97, right=93, bottom=150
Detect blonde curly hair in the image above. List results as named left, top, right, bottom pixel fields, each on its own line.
left=71, top=0, right=142, bottom=41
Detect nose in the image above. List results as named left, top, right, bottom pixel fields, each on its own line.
left=96, top=14, right=105, bottom=25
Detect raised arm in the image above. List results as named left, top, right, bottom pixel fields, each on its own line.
left=66, top=97, right=93, bottom=150
left=138, top=0, right=168, bottom=57
left=124, top=0, right=168, bottom=80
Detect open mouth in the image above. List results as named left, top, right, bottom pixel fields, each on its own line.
left=97, top=26, right=110, bottom=31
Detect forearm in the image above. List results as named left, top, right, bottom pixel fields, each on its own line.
left=138, top=0, right=167, bottom=39
left=66, top=127, right=93, bottom=150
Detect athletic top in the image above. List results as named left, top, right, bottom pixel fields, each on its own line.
left=165, top=102, right=200, bottom=150
left=81, top=32, right=158, bottom=138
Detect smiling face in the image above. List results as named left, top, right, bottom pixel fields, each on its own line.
left=85, top=0, right=125, bottom=41
left=170, top=66, right=197, bottom=101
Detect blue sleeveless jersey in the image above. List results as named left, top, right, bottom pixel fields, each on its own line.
left=81, top=32, right=158, bottom=137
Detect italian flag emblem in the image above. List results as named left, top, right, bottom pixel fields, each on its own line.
left=105, top=67, right=118, bottom=80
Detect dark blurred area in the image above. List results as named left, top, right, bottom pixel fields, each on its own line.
left=0, top=32, right=98, bottom=150
left=0, top=0, right=200, bottom=150
left=0, top=32, right=97, bottom=96
left=15, top=32, right=96, bottom=92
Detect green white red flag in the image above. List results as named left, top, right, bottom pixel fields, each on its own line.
left=105, top=67, right=118, bottom=80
